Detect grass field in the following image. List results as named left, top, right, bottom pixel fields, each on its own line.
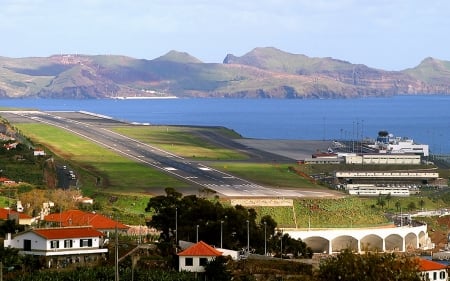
left=113, top=125, right=248, bottom=160
left=13, top=123, right=191, bottom=222
left=210, top=162, right=321, bottom=189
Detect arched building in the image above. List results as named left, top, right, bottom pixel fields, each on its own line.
left=284, top=223, right=432, bottom=254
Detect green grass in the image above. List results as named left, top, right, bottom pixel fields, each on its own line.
left=211, top=162, right=323, bottom=189
left=113, top=125, right=248, bottom=160
left=14, top=123, right=188, bottom=193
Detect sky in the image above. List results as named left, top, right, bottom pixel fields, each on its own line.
left=1, top=0, right=449, bottom=70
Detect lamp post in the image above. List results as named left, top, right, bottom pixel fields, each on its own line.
left=264, top=221, right=267, bottom=256
left=175, top=207, right=178, bottom=247
left=246, top=220, right=249, bottom=254
left=220, top=220, right=224, bottom=248
left=280, top=230, right=283, bottom=260
left=196, top=225, right=199, bottom=243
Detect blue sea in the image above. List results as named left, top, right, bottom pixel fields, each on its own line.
left=1, top=95, right=449, bottom=154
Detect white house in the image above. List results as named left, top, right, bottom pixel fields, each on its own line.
left=418, top=258, right=448, bottom=281
left=4, top=226, right=108, bottom=268
left=178, top=241, right=222, bottom=272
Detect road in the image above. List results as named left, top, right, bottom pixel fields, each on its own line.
left=0, top=110, right=340, bottom=198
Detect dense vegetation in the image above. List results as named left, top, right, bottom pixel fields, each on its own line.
left=146, top=187, right=312, bottom=259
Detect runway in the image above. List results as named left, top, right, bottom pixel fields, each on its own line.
left=0, top=110, right=341, bottom=198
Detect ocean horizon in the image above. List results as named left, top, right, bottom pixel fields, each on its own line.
left=1, top=95, right=449, bottom=154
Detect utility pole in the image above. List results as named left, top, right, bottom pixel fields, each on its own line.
left=196, top=225, right=199, bottom=243
left=175, top=207, right=178, bottom=248
left=220, top=220, right=224, bottom=248
left=264, top=221, right=267, bottom=256
left=115, top=220, right=119, bottom=281
left=246, top=220, right=249, bottom=254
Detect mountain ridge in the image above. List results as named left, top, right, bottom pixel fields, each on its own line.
left=1, top=47, right=450, bottom=99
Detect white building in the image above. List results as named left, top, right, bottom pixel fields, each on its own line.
left=4, top=226, right=107, bottom=268
left=178, top=241, right=222, bottom=273
left=418, top=259, right=448, bottom=281
left=369, top=132, right=429, bottom=157
left=346, top=184, right=411, bottom=197
left=345, top=154, right=421, bottom=165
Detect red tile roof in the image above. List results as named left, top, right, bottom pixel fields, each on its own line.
left=44, top=210, right=129, bottom=230
left=178, top=241, right=222, bottom=257
left=0, top=208, right=32, bottom=220
left=33, top=227, right=104, bottom=239
left=418, top=258, right=448, bottom=271
left=0, top=177, right=10, bottom=182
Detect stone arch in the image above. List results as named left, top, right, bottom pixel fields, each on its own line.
left=385, top=234, right=403, bottom=252
left=332, top=235, right=358, bottom=253
left=360, top=234, right=383, bottom=252
left=303, top=236, right=330, bottom=253
left=405, top=232, right=418, bottom=252
left=418, top=230, right=427, bottom=248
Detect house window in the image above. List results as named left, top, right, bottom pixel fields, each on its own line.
left=433, top=271, right=437, bottom=280
left=50, top=240, right=59, bottom=249
left=185, top=258, right=193, bottom=266
left=199, top=258, right=208, bottom=266
left=440, top=271, right=446, bottom=279
left=80, top=239, right=93, bottom=247
left=64, top=240, right=73, bottom=248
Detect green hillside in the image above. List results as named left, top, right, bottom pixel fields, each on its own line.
left=1, top=48, right=450, bottom=99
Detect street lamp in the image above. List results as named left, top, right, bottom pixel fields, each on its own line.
left=264, top=221, right=267, bottom=256
left=196, top=225, right=199, bottom=243
left=220, top=220, right=224, bottom=248
left=246, top=220, right=249, bottom=253
left=280, top=230, right=283, bottom=260
left=175, top=207, right=178, bottom=247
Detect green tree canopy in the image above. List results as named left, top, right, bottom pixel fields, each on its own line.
left=145, top=187, right=311, bottom=257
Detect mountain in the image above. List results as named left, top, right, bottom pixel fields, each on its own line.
left=1, top=47, right=450, bottom=99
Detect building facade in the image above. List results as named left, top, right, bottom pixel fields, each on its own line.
left=4, top=226, right=108, bottom=268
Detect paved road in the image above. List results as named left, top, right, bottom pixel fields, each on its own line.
left=0, top=110, right=340, bottom=198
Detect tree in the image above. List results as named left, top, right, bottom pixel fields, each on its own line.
left=317, top=249, right=420, bottom=281
left=145, top=188, right=277, bottom=255
left=385, top=193, right=391, bottom=208
left=268, top=231, right=312, bottom=259
left=204, top=256, right=231, bottom=281
left=419, top=198, right=425, bottom=210
left=395, top=200, right=401, bottom=212
left=376, top=195, right=386, bottom=210
left=408, top=201, right=417, bottom=211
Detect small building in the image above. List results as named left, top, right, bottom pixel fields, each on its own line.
left=33, top=149, right=46, bottom=156
left=177, top=241, right=222, bottom=272
left=0, top=208, right=34, bottom=225
left=3, top=226, right=108, bottom=268
left=345, top=154, right=421, bottom=165
left=418, top=258, right=448, bottom=281
left=43, top=209, right=129, bottom=237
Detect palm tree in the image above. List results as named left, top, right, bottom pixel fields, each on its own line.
left=419, top=198, right=425, bottom=211
left=386, top=193, right=392, bottom=208
left=395, top=201, right=401, bottom=212
left=377, top=195, right=386, bottom=210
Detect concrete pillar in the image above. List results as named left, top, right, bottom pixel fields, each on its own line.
left=328, top=240, right=332, bottom=254
left=382, top=238, right=386, bottom=252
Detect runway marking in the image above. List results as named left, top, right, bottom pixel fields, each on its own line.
left=164, top=167, right=177, bottom=171
left=199, top=167, right=211, bottom=171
